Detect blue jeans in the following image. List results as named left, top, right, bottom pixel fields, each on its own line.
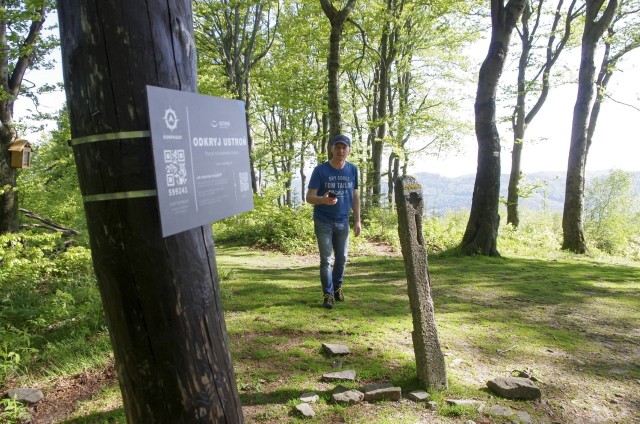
left=314, top=219, right=350, bottom=296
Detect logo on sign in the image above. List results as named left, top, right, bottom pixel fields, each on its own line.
left=163, top=107, right=179, bottom=131
left=211, top=120, right=231, bottom=129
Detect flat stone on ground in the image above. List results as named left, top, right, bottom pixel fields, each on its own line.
left=299, top=392, right=319, bottom=403
left=445, top=399, right=484, bottom=409
left=332, top=385, right=364, bottom=404
left=322, top=343, right=350, bottom=355
left=487, top=376, right=541, bottom=400
left=363, top=383, right=401, bottom=401
left=408, top=390, right=430, bottom=402
left=322, top=369, right=356, bottom=382
left=6, top=388, right=44, bottom=405
left=489, top=404, right=514, bottom=416
left=295, top=403, right=315, bottom=418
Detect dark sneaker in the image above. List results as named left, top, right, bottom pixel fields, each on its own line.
left=323, top=294, right=334, bottom=309
left=334, top=287, right=344, bottom=302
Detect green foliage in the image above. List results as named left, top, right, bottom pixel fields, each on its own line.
left=423, top=210, right=469, bottom=254
left=17, top=108, right=87, bottom=241
left=0, top=395, right=32, bottom=423
left=584, top=170, right=640, bottom=259
left=0, top=232, right=104, bottom=385
left=361, top=207, right=399, bottom=247
left=499, top=210, right=563, bottom=256
left=214, top=189, right=316, bottom=254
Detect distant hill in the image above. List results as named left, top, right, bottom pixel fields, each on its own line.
left=413, top=171, right=640, bottom=215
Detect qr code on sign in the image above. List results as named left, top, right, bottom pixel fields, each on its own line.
left=239, top=172, right=250, bottom=192
left=164, top=150, right=187, bottom=187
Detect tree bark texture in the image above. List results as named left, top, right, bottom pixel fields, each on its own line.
left=562, top=0, right=617, bottom=253
left=320, top=0, right=356, bottom=140
left=461, top=0, right=527, bottom=256
left=56, top=2, right=244, bottom=422
left=395, top=175, right=447, bottom=390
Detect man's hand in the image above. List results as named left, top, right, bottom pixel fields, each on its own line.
left=322, top=192, right=338, bottom=206
left=354, top=221, right=362, bottom=237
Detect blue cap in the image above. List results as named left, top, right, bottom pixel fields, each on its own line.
left=331, top=134, right=351, bottom=147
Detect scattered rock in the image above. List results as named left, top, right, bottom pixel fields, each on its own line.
left=322, top=343, right=350, bottom=356
left=408, top=390, right=430, bottom=402
left=487, top=376, right=541, bottom=400
left=6, top=388, right=44, bottom=405
left=489, top=404, right=532, bottom=423
left=427, top=400, right=438, bottom=410
left=299, top=392, right=319, bottom=403
left=515, top=410, right=533, bottom=424
left=332, top=359, right=343, bottom=369
left=322, top=370, right=356, bottom=382
left=464, top=421, right=476, bottom=424
left=514, top=369, right=542, bottom=383
left=331, top=385, right=364, bottom=404
left=363, top=383, right=401, bottom=402
left=609, top=368, right=628, bottom=376
left=445, top=399, right=484, bottom=408
left=490, top=404, right=514, bottom=416
left=449, top=358, right=463, bottom=367
left=294, top=403, right=315, bottom=418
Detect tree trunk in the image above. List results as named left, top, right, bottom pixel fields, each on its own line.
left=320, top=0, right=356, bottom=139
left=460, top=0, right=527, bottom=256
left=506, top=4, right=531, bottom=229
left=507, top=0, right=579, bottom=228
left=0, top=5, right=48, bottom=234
left=562, top=0, right=617, bottom=253
left=56, top=1, right=244, bottom=422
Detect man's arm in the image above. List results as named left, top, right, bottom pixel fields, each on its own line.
left=352, top=189, right=361, bottom=237
left=306, top=188, right=338, bottom=206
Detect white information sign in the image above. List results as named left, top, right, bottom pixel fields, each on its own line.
left=147, top=86, right=254, bottom=237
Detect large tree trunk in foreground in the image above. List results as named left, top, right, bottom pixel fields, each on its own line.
left=562, top=0, right=617, bottom=253
left=460, top=0, right=527, bottom=256
left=57, top=1, right=243, bottom=422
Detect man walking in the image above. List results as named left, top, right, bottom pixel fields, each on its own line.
left=306, top=134, right=361, bottom=309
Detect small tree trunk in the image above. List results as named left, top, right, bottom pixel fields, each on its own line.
left=57, top=1, right=243, bottom=422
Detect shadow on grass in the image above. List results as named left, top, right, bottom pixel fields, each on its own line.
left=220, top=249, right=640, bottom=384
left=61, top=408, right=125, bottom=423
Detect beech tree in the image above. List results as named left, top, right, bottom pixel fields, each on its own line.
left=320, top=0, right=357, bottom=141
left=506, top=0, right=581, bottom=228
left=194, top=0, right=279, bottom=194
left=0, top=0, right=56, bottom=234
left=586, top=0, right=640, bottom=158
left=460, top=0, right=527, bottom=256
left=56, top=1, right=243, bottom=421
left=562, top=0, right=618, bottom=253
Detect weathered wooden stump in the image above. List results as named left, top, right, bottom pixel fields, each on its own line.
left=394, top=175, right=447, bottom=390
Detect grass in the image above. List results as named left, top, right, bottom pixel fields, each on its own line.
left=2, top=242, right=639, bottom=423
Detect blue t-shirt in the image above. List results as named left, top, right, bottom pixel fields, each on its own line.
left=308, top=161, right=359, bottom=223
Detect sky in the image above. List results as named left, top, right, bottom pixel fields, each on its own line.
left=15, top=36, right=640, bottom=180
left=411, top=43, right=640, bottom=178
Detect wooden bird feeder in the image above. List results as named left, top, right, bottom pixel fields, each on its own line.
left=8, top=139, right=32, bottom=168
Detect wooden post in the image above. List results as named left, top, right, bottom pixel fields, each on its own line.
left=394, top=175, right=447, bottom=390
left=56, top=1, right=244, bottom=422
